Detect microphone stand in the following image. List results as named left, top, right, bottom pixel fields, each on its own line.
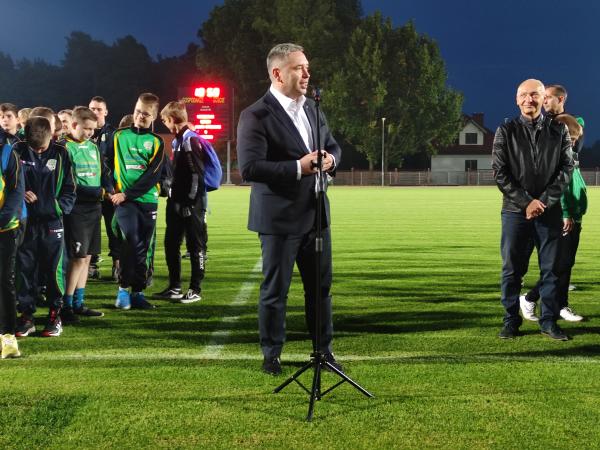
left=273, top=88, right=373, bottom=421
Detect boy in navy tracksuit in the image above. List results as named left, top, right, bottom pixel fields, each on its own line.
left=14, top=117, right=76, bottom=337
left=156, top=101, right=207, bottom=303
left=0, top=130, right=24, bottom=357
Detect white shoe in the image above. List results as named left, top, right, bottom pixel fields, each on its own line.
left=180, top=289, right=201, bottom=304
left=560, top=307, right=583, bottom=322
left=568, top=284, right=577, bottom=291
left=519, top=295, right=539, bottom=321
left=1, top=334, right=21, bottom=359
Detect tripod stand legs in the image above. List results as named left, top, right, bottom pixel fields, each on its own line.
left=273, top=353, right=374, bottom=421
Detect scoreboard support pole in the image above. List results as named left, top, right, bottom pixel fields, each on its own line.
left=225, top=140, right=233, bottom=185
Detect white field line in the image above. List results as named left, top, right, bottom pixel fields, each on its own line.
left=25, top=352, right=600, bottom=364
left=197, top=258, right=262, bottom=358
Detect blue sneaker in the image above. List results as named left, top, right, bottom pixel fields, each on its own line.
left=131, top=292, right=155, bottom=310
left=115, top=288, right=131, bottom=310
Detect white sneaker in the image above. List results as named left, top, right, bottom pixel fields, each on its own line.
left=560, top=307, right=583, bottom=322
left=1, top=334, right=21, bottom=359
left=519, top=295, right=539, bottom=321
left=180, top=289, right=201, bottom=304
left=568, top=284, right=577, bottom=291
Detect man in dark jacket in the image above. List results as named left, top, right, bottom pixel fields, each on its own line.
left=492, top=78, right=574, bottom=341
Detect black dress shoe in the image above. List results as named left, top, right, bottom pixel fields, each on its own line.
left=498, top=325, right=520, bottom=339
left=323, top=353, right=344, bottom=372
left=541, top=324, right=569, bottom=341
left=262, top=357, right=282, bottom=375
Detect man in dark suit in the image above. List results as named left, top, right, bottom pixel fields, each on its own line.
left=237, top=43, right=342, bottom=375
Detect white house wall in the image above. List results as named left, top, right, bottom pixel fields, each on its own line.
left=431, top=154, right=492, bottom=172
left=459, top=122, right=484, bottom=145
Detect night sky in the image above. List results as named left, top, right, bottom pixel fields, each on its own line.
left=3, top=0, right=600, bottom=141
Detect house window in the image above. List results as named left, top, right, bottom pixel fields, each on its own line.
left=465, top=132, right=478, bottom=144
left=465, top=160, right=478, bottom=171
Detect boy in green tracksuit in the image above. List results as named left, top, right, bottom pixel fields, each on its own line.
left=109, top=93, right=164, bottom=310
left=61, top=106, right=112, bottom=323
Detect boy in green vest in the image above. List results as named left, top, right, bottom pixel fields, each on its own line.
left=61, top=106, right=111, bottom=323
left=109, top=93, right=164, bottom=310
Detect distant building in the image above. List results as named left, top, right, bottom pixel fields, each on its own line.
left=431, top=113, right=494, bottom=184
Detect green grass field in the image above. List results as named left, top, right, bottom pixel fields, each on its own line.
left=2, top=186, right=600, bottom=449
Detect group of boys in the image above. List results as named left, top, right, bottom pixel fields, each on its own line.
left=0, top=94, right=211, bottom=358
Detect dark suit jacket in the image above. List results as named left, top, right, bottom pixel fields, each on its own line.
left=237, top=90, right=342, bottom=235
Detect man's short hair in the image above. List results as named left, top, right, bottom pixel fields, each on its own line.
left=546, top=84, right=568, bottom=100
left=25, top=116, right=52, bottom=149
left=90, top=96, right=107, bottom=105
left=119, top=114, right=134, bottom=128
left=267, top=43, right=304, bottom=74
left=554, top=114, right=582, bottom=141
left=29, top=106, right=55, bottom=122
left=137, top=92, right=160, bottom=115
left=0, top=103, right=18, bottom=115
left=58, top=109, right=73, bottom=117
left=18, top=108, right=31, bottom=122
left=72, top=106, right=97, bottom=124
left=54, top=115, right=62, bottom=132
left=160, top=101, right=188, bottom=124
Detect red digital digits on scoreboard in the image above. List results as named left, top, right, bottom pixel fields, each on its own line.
left=178, top=84, right=231, bottom=141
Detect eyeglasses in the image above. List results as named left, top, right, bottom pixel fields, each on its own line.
left=134, top=109, right=153, bottom=119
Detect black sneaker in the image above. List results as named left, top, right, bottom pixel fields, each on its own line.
left=88, top=266, right=101, bottom=280
left=180, top=289, right=201, bottom=304
left=499, top=324, right=520, bottom=339
left=262, top=357, right=282, bottom=375
left=42, top=309, right=63, bottom=337
left=541, top=324, right=569, bottom=341
left=15, top=314, right=36, bottom=337
left=155, top=286, right=183, bottom=300
left=131, top=292, right=155, bottom=310
left=74, top=306, right=104, bottom=317
left=323, top=353, right=344, bottom=372
left=60, top=307, right=81, bottom=324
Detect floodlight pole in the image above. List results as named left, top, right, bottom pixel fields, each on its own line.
left=381, top=117, right=386, bottom=187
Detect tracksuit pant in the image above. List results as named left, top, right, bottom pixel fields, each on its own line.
left=525, top=222, right=582, bottom=308
left=164, top=199, right=207, bottom=291
left=16, top=218, right=65, bottom=315
left=0, top=228, right=19, bottom=334
left=114, top=201, right=157, bottom=292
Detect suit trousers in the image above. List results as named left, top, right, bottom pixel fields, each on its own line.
left=500, top=207, right=562, bottom=329
left=258, top=228, right=333, bottom=359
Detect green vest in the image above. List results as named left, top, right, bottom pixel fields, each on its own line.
left=65, top=137, right=102, bottom=187
left=0, top=151, right=20, bottom=232
left=113, top=128, right=161, bottom=204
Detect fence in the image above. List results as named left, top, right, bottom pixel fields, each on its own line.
left=228, top=169, right=600, bottom=186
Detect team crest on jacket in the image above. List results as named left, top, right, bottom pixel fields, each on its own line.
left=144, top=141, right=153, bottom=151
left=46, top=159, right=57, bottom=171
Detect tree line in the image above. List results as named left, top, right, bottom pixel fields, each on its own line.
left=0, top=0, right=464, bottom=170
